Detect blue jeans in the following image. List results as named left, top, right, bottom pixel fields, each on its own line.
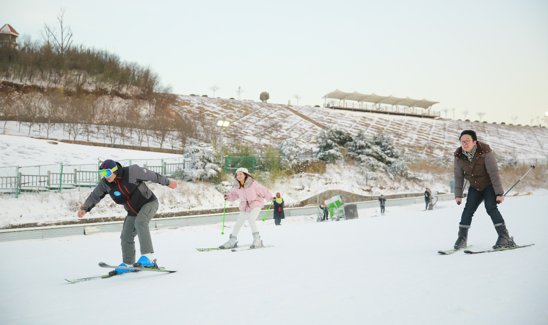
left=459, top=184, right=505, bottom=227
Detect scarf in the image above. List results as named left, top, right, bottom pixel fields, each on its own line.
left=462, top=146, right=477, bottom=162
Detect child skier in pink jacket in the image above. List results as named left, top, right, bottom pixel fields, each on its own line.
left=219, top=167, right=273, bottom=249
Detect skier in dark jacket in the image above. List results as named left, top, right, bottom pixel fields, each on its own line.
left=378, top=194, right=386, bottom=214
left=424, top=188, right=431, bottom=210
left=452, top=130, right=516, bottom=250
left=319, top=202, right=329, bottom=221
left=77, top=159, right=177, bottom=273
left=272, top=192, right=285, bottom=225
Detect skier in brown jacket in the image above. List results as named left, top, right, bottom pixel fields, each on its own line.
left=453, top=130, right=516, bottom=250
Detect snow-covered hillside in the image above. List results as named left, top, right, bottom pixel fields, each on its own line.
left=177, top=96, right=548, bottom=163
left=1, top=95, right=547, bottom=228
left=3, top=95, right=545, bottom=165
left=1, top=191, right=547, bottom=325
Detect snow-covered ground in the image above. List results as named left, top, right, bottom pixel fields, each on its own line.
left=0, top=133, right=181, bottom=167
left=1, top=190, right=547, bottom=325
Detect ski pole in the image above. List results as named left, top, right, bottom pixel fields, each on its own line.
left=221, top=199, right=227, bottom=235
left=504, top=165, right=535, bottom=196
left=261, top=202, right=272, bottom=222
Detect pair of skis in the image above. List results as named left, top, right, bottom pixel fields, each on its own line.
left=65, top=262, right=176, bottom=284
left=438, top=243, right=534, bottom=255
left=196, top=244, right=274, bottom=252
left=65, top=244, right=273, bottom=283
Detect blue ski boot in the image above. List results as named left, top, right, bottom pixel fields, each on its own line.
left=114, top=263, right=136, bottom=275
left=134, top=255, right=157, bottom=268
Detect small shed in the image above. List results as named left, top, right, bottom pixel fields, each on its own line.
left=0, top=24, right=19, bottom=48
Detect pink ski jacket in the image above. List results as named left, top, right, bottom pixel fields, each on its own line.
left=226, top=177, right=273, bottom=212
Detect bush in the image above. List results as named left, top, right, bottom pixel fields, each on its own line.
left=182, top=141, right=222, bottom=182
left=316, top=129, right=353, bottom=162
left=259, top=91, right=270, bottom=103
left=344, top=131, right=408, bottom=176
left=261, top=146, right=282, bottom=173
left=292, top=160, right=326, bottom=174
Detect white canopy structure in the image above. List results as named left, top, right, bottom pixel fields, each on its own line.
left=324, top=89, right=438, bottom=110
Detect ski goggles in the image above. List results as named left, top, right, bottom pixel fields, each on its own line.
left=98, top=165, right=118, bottom=178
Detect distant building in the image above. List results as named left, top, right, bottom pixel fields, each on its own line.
left=0, top=24, right=19, bottom=48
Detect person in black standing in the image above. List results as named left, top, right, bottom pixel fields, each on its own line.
left=272, top=192, right=285, bottom=226
left=424, top=188, right=431, bottom=210
left=320, top=202, right=329, bottom=221
left=378, top=194, right=386, bottom=215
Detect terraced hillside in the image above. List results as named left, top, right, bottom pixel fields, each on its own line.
left=175, top=96, right=547, bottom=164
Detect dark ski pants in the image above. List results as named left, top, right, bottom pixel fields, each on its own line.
left=120, top=200, right=159, bottom=264
left=380, top=205, right=385, bottom=214
left=459, top=184, right=505, bottom=227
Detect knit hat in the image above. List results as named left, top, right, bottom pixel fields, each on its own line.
left=235, top=167, right=251, bottom=176
left=459, top=130, right=477, bottom=141
left=99, top=159, right=118, bottom=170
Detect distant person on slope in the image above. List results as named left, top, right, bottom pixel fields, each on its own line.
left=452, top=130, right=516, bottom=250
left=77, top=159, right=177, bottom=273
left=424, top=188, right=432, bottom=210
left=219, top=167, right=273, bottom=249
left=273, top=192, right=285, bottom=226
left=318, top=202, right=329, bottom=221
left=378, top=194, right=386, bottom=215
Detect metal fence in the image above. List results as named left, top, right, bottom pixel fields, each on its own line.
left=0, top=158, right=194, bottom=197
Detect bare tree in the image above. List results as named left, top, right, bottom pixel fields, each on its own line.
left=111, top=100, right=132, bottom=145
left=236, top=86, right=243, bottom=100
left=62, top=96, right=87, bottom=141
left=462, top=110, right=469, bottom=120
left=511, top=116, right=518, bottom=125
left=134, top=101, right=153, bottom=145
left=174, top=112, right=196, bottom=149
left=0, top=94, right=14, bottom=132
left=41, top=92, right=61, bottom=138
left=210, top=85, right=220, bottom=97
left=42, top=9, right=73, bottom=56
left=21, top=93, right=42, bottom=135
left=442, top=108, right=448, bottom=118
left=477, top=112, right=485, bottom=122
left=150, top=94, right=177, bottom=148
left=293, top=94, right=301, bottom=106
left=105, top=123, right=118, bottom=145
left=134, top=127, right=150, bottom=146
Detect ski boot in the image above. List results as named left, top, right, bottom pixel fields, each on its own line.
left=134, top=255, right=157, bottom=268
left=250, top=232, right=263, bottom=249
left=112, top=263, right=137, bottom=275
left=453, top=225, right=469, bottom=250
left=493, top=224, right=516, bottom=249
left=219, top=234, right=238, bottom=249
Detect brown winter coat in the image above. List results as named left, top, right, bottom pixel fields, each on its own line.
left=453, top=141, right=504, bottom=198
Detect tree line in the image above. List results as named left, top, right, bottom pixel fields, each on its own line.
left=0, top=82, right=195, bottom=149
left=0, top=40, right=161, bottom=97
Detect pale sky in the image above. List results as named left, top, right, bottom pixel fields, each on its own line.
left=2, top=0, right=548, bottom=125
